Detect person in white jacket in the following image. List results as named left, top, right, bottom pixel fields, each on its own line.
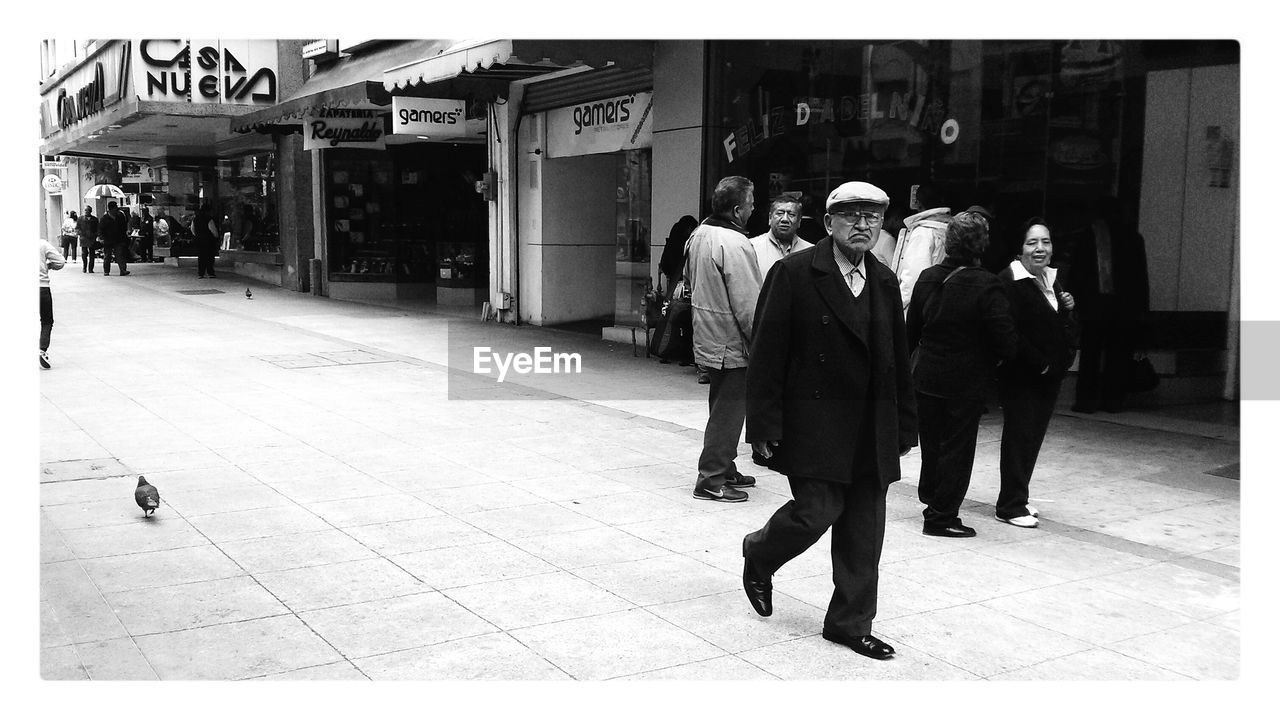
left=889, top=185, right=951, bottom=313
left=40, top=237, right=66, bottom=368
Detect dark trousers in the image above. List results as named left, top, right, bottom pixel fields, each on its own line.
left=60, top=236, right=77, bottom=261
left=103, top=242, right=128, bottom=274
left=917, top=392, right=984, bottom=527
left=40, top=287, right=53, bottom=352
left=997, top=376, right=1061, bottom=519
left=81, top=244, right=95, bottom=273
left=695, top=366, right=747, bottom=489
left=138, top=240, right=154, bottom=263
left=745, top=471, right=887, bottom=636
left=197, top=241, right=217, bottom=276
left=1075, top=295, right=1131, bottom=412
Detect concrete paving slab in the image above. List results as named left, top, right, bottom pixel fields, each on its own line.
left=980, top=579, right=1198, bottom=644
left=508, top=526, right=670, bottom=570
left=80, top=544, right=246, bottom=594
left=1084, top=562, right=1240, bottom=619
left=442, top=571, right=635, bottom=630
left=105, top=575, right=289, bottom=635
left=299, top=591, right=496, bottom=658
left=303, top=492, right=444, bottom=528
left=1106, top=620, right=1240, bottom=679
left=41, top=646, right=88, bottom=680
left=343, top=515, right=495, bottom=556
left=738, top=634, right=979, bottom=680
left=217, top=528, right=379, bottom=574
left=647, top=590, right=826, bottom=653
left=882, top=549, right=1068, bottom=603
left=248, top=661, right=370, bottom=681
left=875, top=604, right=1093, bottom=678
left=989, top=647, right=1190, bottom=680
left=56, top=515, right=211, bottom=559
left=40, top=561, right=129, bottom=646
left=254, top=557, right=427, bottom=611
left=573, top=553, right=740, bottom=606
left=133, top=615, right=344, bottom=680
left=612, top=654, right=780, bottom=680
left=461, top=503, right=607, bottom=540
left=71, top=637, right=161, bottom=680
left=394, top=540, right=558, bottom=589
left=185, top=504, right=332, bottom=543
left=353, top=632, right=572, bottom=680
left=509, top=608, right=724, bottom=680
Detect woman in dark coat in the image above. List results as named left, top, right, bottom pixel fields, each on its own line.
left=995, top=218, right=1078, bottom=527
left=658, top=215, right=698, bottom=291
left=906, top=211, right=1017, bottom=538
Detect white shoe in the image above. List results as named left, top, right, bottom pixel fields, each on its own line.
left=998, top=514, right=1039, bottom=528
left=1026, top=505, right=1039, bottom=518
left=39, top=350, right=50, bottom=369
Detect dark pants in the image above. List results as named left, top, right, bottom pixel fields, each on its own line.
left=1075, top=295, right=1132, bottom=412
left=695, top=366, right=747, bottom=490
left=60, top=236, right=77, bottom=261
left=997, top=376, right=1061, bottom=519
left=917, top=392, right=984, bottom=528
left=138, top=239, right=154, bottom=263
left=197, top=241, right=217, bottom=276
left=744, top=467, right=887, bottom=636
left=40, top=287, right=53, bottom=352
left=103, top=242, right=128, bottom=275
left=80, top=243, right=95, bottom=272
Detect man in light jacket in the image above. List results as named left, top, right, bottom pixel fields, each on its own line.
left=687, top=176, right=763, bottom=502
left=889, top=184, right=951, bottom=312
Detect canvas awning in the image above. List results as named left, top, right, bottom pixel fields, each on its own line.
left=383, top=39, right=653, bottom=100
left=232, top=39, right=455, bottom=133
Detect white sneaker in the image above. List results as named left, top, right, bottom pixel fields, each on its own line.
left=998, top=514, right=1039, bottom=528
left=39, top=351, right=50, bottom=369
left=1026, top=505, right=1039, bottom=518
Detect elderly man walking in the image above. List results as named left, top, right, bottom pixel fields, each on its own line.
left=741, top=181, right=917, bottom=660
left=688, top=176, right=764, bottom=503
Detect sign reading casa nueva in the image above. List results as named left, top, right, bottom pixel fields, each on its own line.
left=546, top=91, right=653, bottom=158
left=392, top=97, right=466, bottom=136
left=135, top=40, right=279, bottom=105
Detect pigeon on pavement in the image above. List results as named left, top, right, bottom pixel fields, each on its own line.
left=245, top=287, right=253, bottom=299
left=134, top=476, right=160, bottom=517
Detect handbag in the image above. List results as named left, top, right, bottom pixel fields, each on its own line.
left=648, top=281, right=693, bottom=362
left=1127, top=353, right=1160, bottom=392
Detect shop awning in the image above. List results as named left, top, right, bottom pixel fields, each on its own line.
left=383, top=39, right=653, bottom=101
left=232, top=39, right=455, bottom=133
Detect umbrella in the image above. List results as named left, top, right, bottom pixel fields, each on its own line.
left=84, top=184, right=127, bottom=200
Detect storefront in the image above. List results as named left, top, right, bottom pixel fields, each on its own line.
left=701, top=39, right=1240, bottom=400
left=516, top=74, right=655, bottom=335
left=38, top=39, right=300, bottom=284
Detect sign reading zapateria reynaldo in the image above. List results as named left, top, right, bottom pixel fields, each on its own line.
left=303, top=109, right=386, bottom=151
left=546, top=92, right=654, bottom=158
left=392, top=97, right=466, bottom=136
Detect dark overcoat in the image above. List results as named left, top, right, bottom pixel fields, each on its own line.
left=745, top=237, right=917, bottom=489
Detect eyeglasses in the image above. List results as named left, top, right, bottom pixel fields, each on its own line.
left=831, top=210, right=883, bottom=226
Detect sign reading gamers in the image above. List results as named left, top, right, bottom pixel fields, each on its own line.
left=546, top=92, right=653, bottom=159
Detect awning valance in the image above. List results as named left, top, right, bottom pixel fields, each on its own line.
left=232, top=39, right=455, bottom=133
left=383, top=39, right=654, bottom=100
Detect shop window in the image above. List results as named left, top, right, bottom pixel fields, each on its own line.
left=325, top=144, right=487, bottom=285
left=216, top=153, right=279, bottom=253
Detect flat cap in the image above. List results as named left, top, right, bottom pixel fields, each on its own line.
left=826, top=181, right=890, bottom=211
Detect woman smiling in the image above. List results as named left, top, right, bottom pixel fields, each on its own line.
left=995, top=218, right=1079, bottom=528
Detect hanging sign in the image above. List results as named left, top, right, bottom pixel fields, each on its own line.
left=546, top=91, right=653, bottom=159
left=391, top=97, right=467, bottom=136
left=303, top=109, right=386, bottom=151
left=42, top=175, right=64, bottom=194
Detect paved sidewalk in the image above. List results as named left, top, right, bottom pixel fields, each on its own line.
left=37, top=262, right=1240, bottom=682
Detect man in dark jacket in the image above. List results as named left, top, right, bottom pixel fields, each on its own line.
left=76, top=206, right=99, bottom=273
left=99, top=201, right=130, bottom=276
left=741, top=181, right=917, bottom=661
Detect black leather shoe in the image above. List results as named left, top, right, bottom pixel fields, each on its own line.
left=922, top=521, right=976, bottom=538
left=822, top=630, right=895, bottom=660
left=726, top=473, right=756, bottom=488
left=742, top=537, right=772, bottom=617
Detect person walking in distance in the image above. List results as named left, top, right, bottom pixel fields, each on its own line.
left=99, top=201, right=130, bottom=276
left=39, top=236, right=66, bottom=368
left=741, top=181, right=917, bottom=660
left=60, top=211, right=78, bottom=263
left=688, top=176, right=764, bottom=502
left=76, top=206, right=98, bottom=273
left=137, top=207, right=156, bottom=263
left=193, top=201, right=219, bottom=278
